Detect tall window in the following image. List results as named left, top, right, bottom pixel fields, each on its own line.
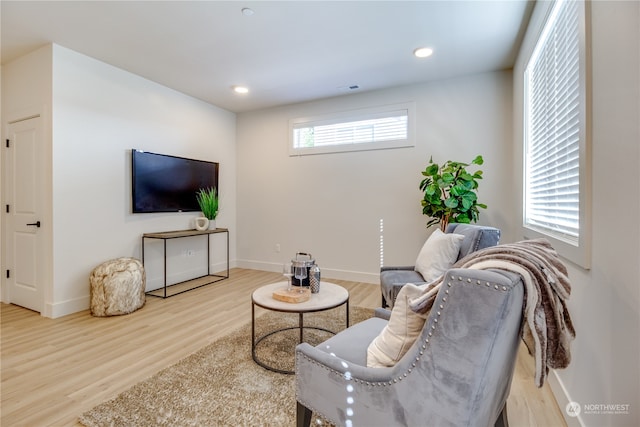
left=523, top=0, right=590, bottom=267
left=289, top=103, right=414, bottom=156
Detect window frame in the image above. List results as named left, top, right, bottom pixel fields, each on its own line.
left=521, top=0, right=591, bottom=269
left=288, top=102, right=415, bottom=156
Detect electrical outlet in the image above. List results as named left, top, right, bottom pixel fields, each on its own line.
left=275, top=243, right=281, bottom=253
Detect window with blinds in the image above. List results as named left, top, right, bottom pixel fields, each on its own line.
left=524, top=0, right=586, bottom=247
left=289, top=103, right=414, bottom=155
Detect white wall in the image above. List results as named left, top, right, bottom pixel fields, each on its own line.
left=514, top=2, right=640, bottom=426
left=49, top=45, right=237, bottom=316
left=236, top=71, right=514, bottom=283
left=0, top=44, right=237, bottom=317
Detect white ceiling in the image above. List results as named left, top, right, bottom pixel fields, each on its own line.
left=1, top=1, right=533, bottom=113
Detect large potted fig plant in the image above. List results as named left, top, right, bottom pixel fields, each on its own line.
left=419, top=155, right=487, bottom=232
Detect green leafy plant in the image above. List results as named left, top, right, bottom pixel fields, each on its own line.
left=419, top=155, right=487, bottom=231
left=196, top=187, right=219, bottom=220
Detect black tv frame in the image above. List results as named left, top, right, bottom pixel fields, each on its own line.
left=131, top=149, right=219, bottom=214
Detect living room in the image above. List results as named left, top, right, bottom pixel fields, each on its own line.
left=1, top=1, right=639, bottom=426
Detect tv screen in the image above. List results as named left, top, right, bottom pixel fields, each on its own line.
left=131, top=149, right=219, bottom=213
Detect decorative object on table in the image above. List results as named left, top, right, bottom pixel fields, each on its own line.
left=194, top=216, right=209, bottom=231
left=419, top=155, right=486, bottom=232
left=282, top=261, right=294, bottom=291
left=309, top=264, right=321, bottom=293
left=294, top=264, right=307, bottom=293
left=291, top=252, right=315, bottom=286
left=90, top=257, right=145, bottom=317
left=196, top=186, right=219, bottom=230
left=272, top=287, right=311, bottom=303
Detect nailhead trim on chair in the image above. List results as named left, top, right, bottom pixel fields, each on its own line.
left=296, top=272, right=511, bottom=422
left=398, top=273, right=509, bottom=382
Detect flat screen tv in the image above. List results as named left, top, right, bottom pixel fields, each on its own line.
left=131, top=149, right=219, bottom=213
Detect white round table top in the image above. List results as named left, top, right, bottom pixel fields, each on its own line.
left=252, top=281, right=349, bottom=313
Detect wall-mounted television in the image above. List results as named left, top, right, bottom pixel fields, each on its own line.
left=131, top=149, right=219, bottom=213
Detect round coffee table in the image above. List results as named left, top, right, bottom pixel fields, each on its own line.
left=251, top=281, right=349, bottom=374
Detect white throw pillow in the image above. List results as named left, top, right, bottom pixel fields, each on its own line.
left=414, top=228, right=465, bottom=282
left=367, top=283, right=429, bottom=368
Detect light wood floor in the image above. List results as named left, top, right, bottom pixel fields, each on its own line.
left=1, top=268, right=567, bottom=426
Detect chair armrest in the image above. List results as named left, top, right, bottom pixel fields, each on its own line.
left=374, top=307, right=391, bottom=320
left=296, top=342, right=394, bottom=383
left=379, top=267, right=425, bottom=308
left=380, top=265, right=415, bottom=272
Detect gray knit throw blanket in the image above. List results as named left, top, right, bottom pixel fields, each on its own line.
left=409, top=238, right=575, bottom=388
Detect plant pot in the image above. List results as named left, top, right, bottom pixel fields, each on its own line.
left=208, top=219, right=217, bottom=230
left=194, top=217, right=209, bottom=231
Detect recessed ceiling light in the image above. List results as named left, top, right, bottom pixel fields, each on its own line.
left=413, top=47, right=434, bottom=58
left=241, top=7, right=254, bottom=16
left=232, top=85, right=249, bottom=94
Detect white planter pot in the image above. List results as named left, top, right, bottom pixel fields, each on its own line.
left=194, top=217, right=209, bottom=231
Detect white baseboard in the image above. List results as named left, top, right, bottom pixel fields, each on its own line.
left=548, top=369, right=584, bottom=427
left=42, top=260, right=368, bottom=318
left=322, top=267, right=379, bottom=284
left=235, top=259, right=379, bottom=284
left=43, top=295, right=90, bottom=319
left=42, top=262, right=236, bottom=317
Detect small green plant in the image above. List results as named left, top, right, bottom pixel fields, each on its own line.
left=196, top=187, right=219, bottom=220
left=419, top=155, right=487, bottom=231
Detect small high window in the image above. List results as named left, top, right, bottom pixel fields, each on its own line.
left=289, top=103, right=414, bottom=155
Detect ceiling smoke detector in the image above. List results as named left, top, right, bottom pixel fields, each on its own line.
left=338, top=85, right=360, bottom=91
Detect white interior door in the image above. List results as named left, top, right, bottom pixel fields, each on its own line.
left=4, top=116, right=45, bottom=312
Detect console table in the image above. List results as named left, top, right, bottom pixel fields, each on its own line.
left=142, top=228, right=229, bottom=298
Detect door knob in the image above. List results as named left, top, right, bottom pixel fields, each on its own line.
left=26, top=221, right=41, bottom=228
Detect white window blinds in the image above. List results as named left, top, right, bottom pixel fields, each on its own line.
left=290, top=103, right=414, bottom=155
left=524, top=0, right=582, bottom=243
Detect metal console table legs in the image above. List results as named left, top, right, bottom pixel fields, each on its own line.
left=142, top=228, right=229, bottom=298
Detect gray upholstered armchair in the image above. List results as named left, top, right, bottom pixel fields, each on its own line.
left=380, top=224, right=500, bottom=308
left=296, top=267, right=523, bottom=427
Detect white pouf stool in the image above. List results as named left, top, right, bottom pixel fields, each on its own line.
left=90, top=257, right=146, bottom=317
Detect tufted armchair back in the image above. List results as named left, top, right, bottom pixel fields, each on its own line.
left=380, top=224, right=501, bottom=308
left=296, top=267, right=523, bottom=427
left=447, top=223, right=501, bottom=260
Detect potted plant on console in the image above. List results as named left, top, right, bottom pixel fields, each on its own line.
left=419, top=155, right=486, bottom=231
left=196, top=187, right=219, bottom=230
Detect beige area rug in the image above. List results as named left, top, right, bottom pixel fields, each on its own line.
left=79, top=306, right=373, bottom=427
